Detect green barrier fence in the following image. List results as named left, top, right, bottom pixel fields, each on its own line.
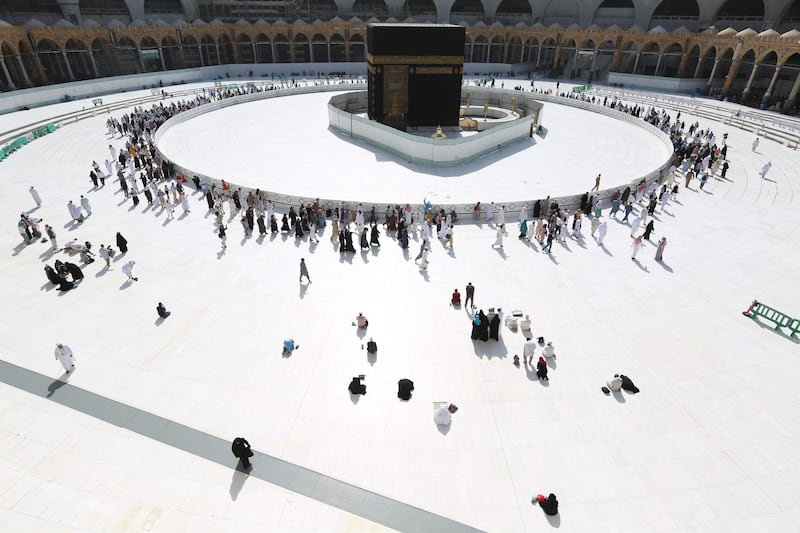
left=743, top=299, right=799, bottom=337
left=0, top=123, right=55, bottom=162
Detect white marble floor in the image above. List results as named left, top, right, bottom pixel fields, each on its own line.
left=1, top=80, right=799, bottom=532
left=156, top=89, right=672, bottom=204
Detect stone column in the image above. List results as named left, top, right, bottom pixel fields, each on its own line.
left=62, top=51, right=75, bottom=80
left=139, top=50, right=146, bottom=72
left=88, top=50, right=99, bottom=77
left=0, top=56, right=17, bottom=90
left=15, top=55, right=32, bottom=86
left=198, top=45, right=204, bottom=66
left=536, top=45, right=542, bottom=66
left=159, top=49, right=166, bottom=71
left=654, top=54, right=663, bottom=76
left=271, top=42, right=276, bottom=62
left=721, top=60, right=742, bottom=95
left=782, top=69, right=800, bottom=112
left=309, top=42, right=315, bottom=63
left=762, top=66, right=781, bottom=103
left=676, top=53, right=689, bottom=77
left=79, top=50, right=91, bottom=77
left=215, top=44, right=221, bottom=64
left=632, top=52, right=640, bottom=74
left=610, top=49, right=621, bottom=71
left=251, top=42, right=257, bottom=62
left=327, top=43, right=331, bottom=62
left=740, top=63, right=759, bottom=99
left=551, top=45, right=560, bottom=68
left=692, top=57, right=703, bottom=78
left=707, top=59, right=720, bottom=86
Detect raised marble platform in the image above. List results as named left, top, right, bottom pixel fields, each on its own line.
left=326, top=89, right=539, bottom=167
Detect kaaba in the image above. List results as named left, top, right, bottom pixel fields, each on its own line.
left=367, top=24, right=465, bottom=131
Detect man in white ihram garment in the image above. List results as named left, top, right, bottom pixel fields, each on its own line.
left=54, top=343, right=76, bottom=373
left=434, top=404, right=458, bottom=426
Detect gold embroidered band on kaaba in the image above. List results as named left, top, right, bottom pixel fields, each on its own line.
left=367, top=53, right=465, bottom=65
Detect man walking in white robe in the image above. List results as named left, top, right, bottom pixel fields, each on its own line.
left=80, top=195, right=92, bottom=216
left=54, top=343, right=76, bottom=373
left=598, top=221, right=608, bottom=245
left=759, top=161, right=772, bottom=179
left=29, top=186, right=42, bottom=207
left=122, top=260, right=138, bottom=282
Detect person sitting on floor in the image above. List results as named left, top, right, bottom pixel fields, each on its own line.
left=348, top=376, right=366, bottom=395
left=355, top=312, right=369, bottom=328
left=397, top=379, right=414, bottom=401
left=156, top=302, right=171, bottom=319
left=539, top=493, right=559, bottom=516
left=451, top=289, right=461, bottom=306
left=607, top=374, right=623, bottom=392
left=519, top=314, right=531, bottom=331
left=44, top=265, right=62, bottom=285
left=366, top=338, right=377, bottom=354
left=282, top=338, right=299, bottom=355
left=619, top=374, right=640, bottom=394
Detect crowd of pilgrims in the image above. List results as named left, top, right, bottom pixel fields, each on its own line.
left=508, top=102, right=729, bottom=254
left=35, top=79, right=730, bottom=293
left=204, top=178, right=456, bottom=258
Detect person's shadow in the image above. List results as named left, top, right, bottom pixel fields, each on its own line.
left=47, top=374, right=70, bottom=398
left=436, top=422, right=451, bottom=435
left=229, top=464, right=250, bottom=500
left=546, top=513, right=561, bottom=527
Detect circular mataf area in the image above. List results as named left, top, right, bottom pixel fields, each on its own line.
left=1, top=79, right=800, bottom=532
left=156, top=89, right=673, bottom=205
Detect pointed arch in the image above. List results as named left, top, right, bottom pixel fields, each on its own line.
left=254, top=34, right=272, bottom=63
left=472, top=35, right=489, bottom=63
left=489, top=35, right=504, bottom=63
left=507, top=35, right=523, bottom=64
left=274, top=34, right=290, bottom=63
left=181, top=34, right=202, bottom=68
left=200, top=35, right=218, bottom=66
left=349, top=34, right=365, bottom=62
left=237, top=33, right=254, bottom=64
left=293, top=33, right=310, bottom=63
left=161, top=36, right=180, bottom=70
left=312, top=33, right=329, bottom=63
left=36, top=38, right=71, bottom=84
left=219, top=34, right=234, bottom=64
left=64, top=38, right=93, bottom=80
left=330, top=33, right=346, bottom=62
